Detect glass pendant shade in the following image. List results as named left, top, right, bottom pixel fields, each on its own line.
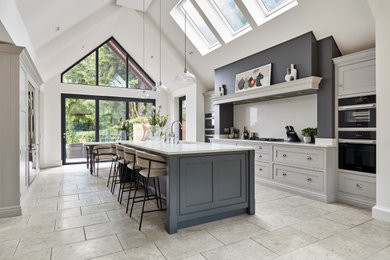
left=175, top=69, right=196, bottom=84
left=155, top=81, right=168, bottom=92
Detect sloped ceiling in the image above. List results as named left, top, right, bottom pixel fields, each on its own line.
left=14, top=0, right=375, bottom=91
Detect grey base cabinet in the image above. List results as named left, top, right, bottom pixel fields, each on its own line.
left=211, top=139, right=337, bottom=203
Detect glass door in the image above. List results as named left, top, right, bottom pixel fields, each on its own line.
left=99, top=100, right=126, bottom=142
left=63, top=97, right=96, bottom=164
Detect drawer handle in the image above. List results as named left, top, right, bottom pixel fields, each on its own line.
left=259, top=155, right=262, bottom=158
left=306, top=177, right=312, bottom=182
left=282, top=172, right=287, bottom=176
left=307, top=156, right=312, bottom=160
left=356, top=183, right=363, bottom=188
left=282, top=154, right=287, bottom=158
left=259, top=168, right=263, bottom=171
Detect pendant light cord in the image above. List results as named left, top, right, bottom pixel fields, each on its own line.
left=184, top=0, right=187, bottom=73
left=143, top=0, right=145, bottom=69
left=159, top=0, right=162, bottom=84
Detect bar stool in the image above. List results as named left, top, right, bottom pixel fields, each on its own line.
left=129, top=151, right=166, bottom=231
left=119, top=147, right=141, bottom=209
left=111, top=145, right=126, bottom=194
left=106, top=143, right=118, bottom=187
left=92, top=144, right=113, bottom=176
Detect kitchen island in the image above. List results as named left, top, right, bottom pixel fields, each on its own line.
left=120, top=141, right=255, bottom=234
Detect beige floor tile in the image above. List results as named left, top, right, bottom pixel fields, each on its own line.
left=277, top=234, right=377, bottom=260
left=55, top=212, right=109, bottom=231
left=85, top=219, right=139, bottom=240
left=341, top=222, right=390, bottom=249
left=206, top=221, right=267, bottom=245
left=0, top=239, right=19, bottom=258
left=51, top=235, right=122, bottom=260
left=309, top=201, right=347, bottom=212
left=323, top=209, right=372, bottom=227
left=292, top=217, right=349, bottom=239
left=140, top=222, right=180, bottom=241
left=28, top=207, right=81, bottom=225
left=106, top=209, right=131, bottom=222
left=117, top=229, right=154, bottom=250
left=256, top=189, right=294, bottom=203
left=81, top=202, right=123, bottom=215
left=247, top=212, right=301, bottom=231
left=155, top=231, right=223, bottom=260
left=281, top=204, right=329, bottom=220
left=256, top=199, right=294, bottom=215
left=91, top=251, right=127, bottom=260
left=280, top=195, right=316, bottom=208
left=253, top=226, right=318, bottom=255
left=0, top=221, right=55, bottom=243
left=178, top=220, right=225, bottom=236
left=58, top=197, right=101, bottom=210
left=1, top=248, right=51, bottom=260
left=202, top=239, right=277, bottom=260
left=366, top=245, right=390, bottom=260
left=16, top=227, right=85, bottom=255
left=180, top=254, right=207, bottom=260
left=124, top=243, right=166, bottom=260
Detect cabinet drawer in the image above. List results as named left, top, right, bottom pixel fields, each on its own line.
left=338, top=172, right=376, bottom=199
left=274, top=146, right=324, bottom=170
left=274, top=165, right=324, bottom=192
left=255, top=152, right=270, bottom=162
left=255, top=162, right=270, bottom=179
left=255, top=144, right=270, bottom=153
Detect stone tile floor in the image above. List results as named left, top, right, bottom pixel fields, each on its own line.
left=1, top=164, right=389, bottom=259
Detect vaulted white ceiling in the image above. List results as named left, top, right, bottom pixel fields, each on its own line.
left=13, top=0, right=375, bottom=91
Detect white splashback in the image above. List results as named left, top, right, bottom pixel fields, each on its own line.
left=234, top=94, right=317, bottom=139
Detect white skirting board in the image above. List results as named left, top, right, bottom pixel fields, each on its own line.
left=40, top=160, right=62, bottom=169
left=0, top=205, right=22, bottom=218
left=373, top=205, right=390, bottom=223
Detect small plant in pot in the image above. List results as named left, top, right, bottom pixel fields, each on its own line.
left=301, top=127, right=317, bottom=143
left=233, top=128, right=240, bottom=139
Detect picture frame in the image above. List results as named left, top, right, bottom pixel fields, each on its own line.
left=235, top=64, right=272, bottom=93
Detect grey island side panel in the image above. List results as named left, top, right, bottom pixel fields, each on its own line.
left=167, top=150, right=255, bottom=234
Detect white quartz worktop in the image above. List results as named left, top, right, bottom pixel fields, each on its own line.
left=119, top=140, right=255, bottom=155
left=210, top=138, right=337, bottom=148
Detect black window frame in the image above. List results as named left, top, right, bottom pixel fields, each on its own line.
left=60, top=37, right=155, bottom=90
left=61, top=93, right=155, bottom=165
left=179, top=96, right=186, bottom=140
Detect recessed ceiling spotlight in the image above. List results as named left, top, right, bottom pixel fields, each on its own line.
left=189, top=51, right=193, bottom=55
left=81, top=45, right=85, bottom=49
left=55, top=26, right=60, bottom=32
left=150, top=55, right=154, bottom=59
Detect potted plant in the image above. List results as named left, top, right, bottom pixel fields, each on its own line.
left=147, top=105, right=168, bottom=141
left=116, top=119, right=132, bottom=141
left=301, top=127, right=317, bottom=143
left=158, top=114, right=168, bottom=140
left=233, top=128, right=240, bottom=139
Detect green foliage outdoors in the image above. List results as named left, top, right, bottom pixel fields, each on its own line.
left=62, top=40, right=148, bottom=90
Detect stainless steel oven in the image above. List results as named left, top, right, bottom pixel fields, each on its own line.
left=205, top=113, right=214, bottom=129
left=338, top=131, right=376, bottom=174
left=338, top=95, right=376, bottom=128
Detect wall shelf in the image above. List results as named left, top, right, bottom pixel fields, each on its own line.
left=212, top=76, right=322, bottom=105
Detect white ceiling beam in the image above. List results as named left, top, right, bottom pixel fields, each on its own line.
left=116, top=0, right=153, bottom=11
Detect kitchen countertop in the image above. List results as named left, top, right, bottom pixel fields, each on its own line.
left=210, top=138, right=337, bottom=148
left=119, top=140, right=255, bottom=155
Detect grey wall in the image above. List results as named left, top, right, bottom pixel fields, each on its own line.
left=214, top=32, right=341, bottom=139
left=317, top=37, right=341, bottom=138
left=214, top=32, right=318, bottom=95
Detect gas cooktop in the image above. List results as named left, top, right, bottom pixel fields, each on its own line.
left=251, top=138, right=285, bottom=142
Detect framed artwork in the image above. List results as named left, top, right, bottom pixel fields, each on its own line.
left=235, top=64, right=272, bottom=93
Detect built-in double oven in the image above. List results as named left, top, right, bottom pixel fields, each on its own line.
left=205, top=113, right=215, bottom=143
left=338, top=95, right=376, bottom=174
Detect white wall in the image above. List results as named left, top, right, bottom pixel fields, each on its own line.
left=368, top=0, right=390, bottom=222
left=233, top=94, right=317, bottom=139
left=167, top=83, right=205, bottom=142
left=40, top=75, right=168, bottom=168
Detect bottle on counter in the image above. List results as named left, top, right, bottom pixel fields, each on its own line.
left=243, top=127, right=249, bottom=140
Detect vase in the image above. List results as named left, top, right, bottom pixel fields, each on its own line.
left=150, top=125, right=160, bottom=142
left=120, top=130, right=127, bottom=141
left=303, top=136, right=311, bottom=143
left=285, top=68, right=293, bottom=82
left=290, top=64, right=297, bottom=80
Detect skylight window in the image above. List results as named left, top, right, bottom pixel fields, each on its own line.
left=180, top=0, right=219, bottom=47
left=259, top=0, right=295, bottom=14
left=212, top=0, right=249, bottom=33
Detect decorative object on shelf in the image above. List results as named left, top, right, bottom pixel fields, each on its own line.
left=235, top=64, right=271, bottom=93
left=233, top=128, right=240, bottom=139
left=285, top=64, right=298, bottom=82
left=147, top=105, right=168, bottom=141
left=301, top=127, right=317, bottom=143
left=285, top=125, right=301, bottom=142
left=175, top=0, right=196, bottom=84
left=218, top=84, right=226, bottom=96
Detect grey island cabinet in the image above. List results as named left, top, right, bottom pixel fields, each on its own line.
left=120, top=141, right=255, bottom=234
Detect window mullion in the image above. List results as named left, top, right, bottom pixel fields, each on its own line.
left=96, top=49, right=99, bottom=86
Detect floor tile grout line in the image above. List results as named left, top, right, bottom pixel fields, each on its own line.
left=115, top=233, right=125, bottom=251
left=12, top=239, right=21, bottom=256
left=249, top=237, right=281, bottom=256
left=154, top=241, right=168, bottom=260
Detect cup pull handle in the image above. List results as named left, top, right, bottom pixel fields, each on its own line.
left=282, top=154, right=287, bottom=158
left=306, top=177, right=312, bottom=182
left=282, top=172, right=287, bottom=176
left=307, top=156, right=312, bottom=160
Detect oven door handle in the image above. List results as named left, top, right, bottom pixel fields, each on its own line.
left=338, top=104, right=376, bottom=111
left=339, top=139, right=376, bottom=144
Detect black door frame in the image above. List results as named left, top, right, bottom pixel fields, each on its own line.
left=179, top=96, right=186, bottom=140
left=61, top=93, right=155, bottom=165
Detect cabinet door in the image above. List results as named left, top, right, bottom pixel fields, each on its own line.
left=338, top=59, right=376, bottom=96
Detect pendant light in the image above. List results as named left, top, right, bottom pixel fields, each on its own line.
left=175, top=0, right=196, bottom=84
left=138, top=0, right=151, bottom=99
left=155, top=0, right=167, bottom=92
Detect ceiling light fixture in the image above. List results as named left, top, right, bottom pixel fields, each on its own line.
left=175, top=0, right=196, bottom=84
left=155, top=0, right=168, bottom=92
left=138, top=0, right=151, bottom=99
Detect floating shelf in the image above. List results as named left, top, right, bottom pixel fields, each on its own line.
left=212, top=76, right=322, bottom=105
